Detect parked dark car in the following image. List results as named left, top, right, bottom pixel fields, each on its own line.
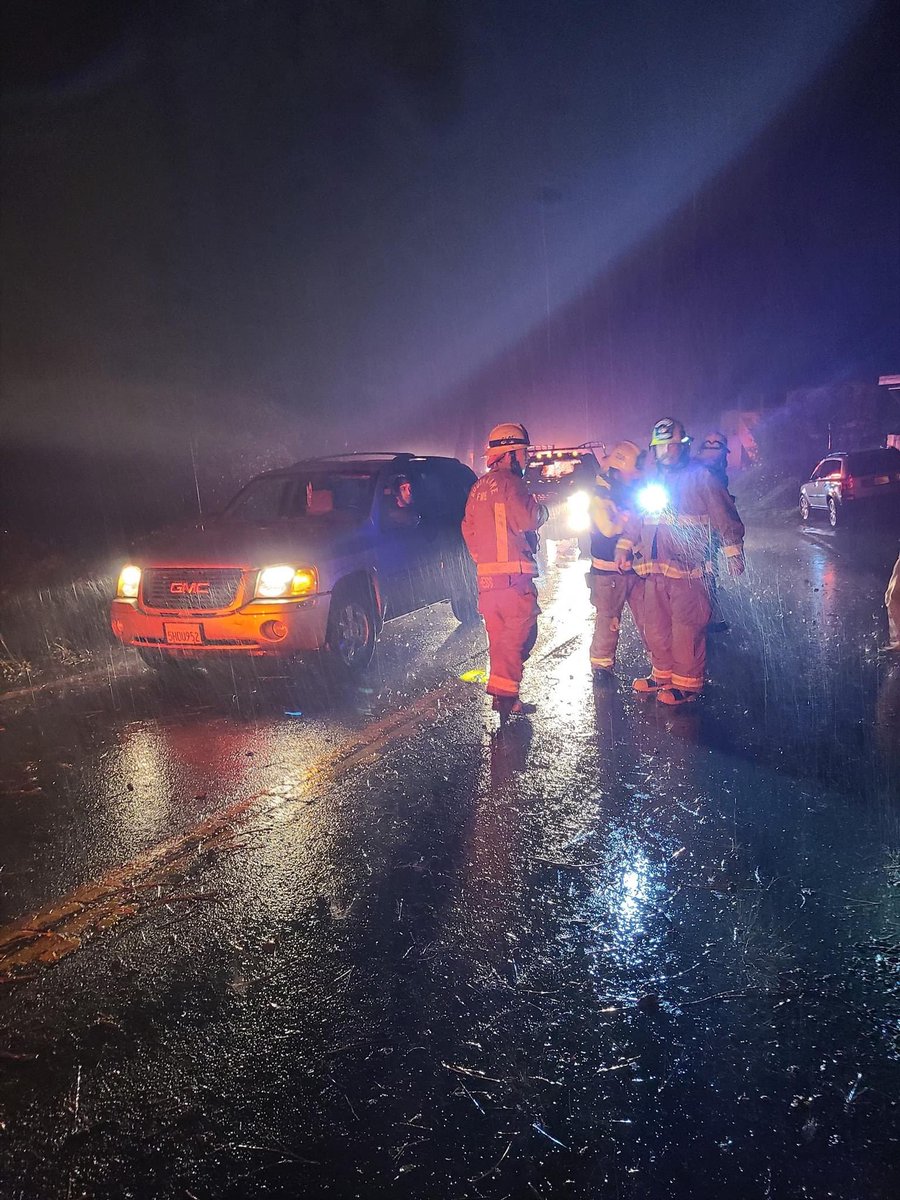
left=799, top=448, right=900, bottom=528
left=111, top=453, right=478, bottom=674
left=524, top=444, right=604, bottom=541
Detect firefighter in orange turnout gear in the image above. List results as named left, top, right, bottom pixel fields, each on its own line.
left=621, top=418, right=745, bottom=706
left=462, top=423, right=548, bottom=721
left=588, top=440, right=645, bottom=686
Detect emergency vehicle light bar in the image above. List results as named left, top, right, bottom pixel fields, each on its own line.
left=530, top=441, right=606, bottom=459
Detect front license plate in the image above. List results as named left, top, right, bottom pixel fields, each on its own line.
left=873, top=475, right=889, bottom=485
left=164, top=623, right=203, bottom=646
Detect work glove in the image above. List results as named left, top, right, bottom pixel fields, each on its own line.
left=726, top=552, right=745, bottom=578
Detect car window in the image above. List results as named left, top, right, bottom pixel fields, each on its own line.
left=407, top=462, right=468, bottom=524
left=812, top=459, right=842, bottom=480
left=845, top=449, right=900, bottom=476
left=225, top=476, right=291, bottom=522
left=379, top=472, right=417, bottom=523
left=285, top=471, right=376, bottom=517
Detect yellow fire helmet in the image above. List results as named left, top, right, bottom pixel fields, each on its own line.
left=601, top=440, right=642, bottom=475
left=485, top=422, right=531, bottom=466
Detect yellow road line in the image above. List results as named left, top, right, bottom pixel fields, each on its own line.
left=0, top=678, right=469, bottom=982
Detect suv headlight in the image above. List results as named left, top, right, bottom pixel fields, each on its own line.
left=116, top=564, right=142, bottom=599
left=254, top=565, right=318, bottom=599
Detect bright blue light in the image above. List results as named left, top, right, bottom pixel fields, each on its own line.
left=637, top=482, right=669, bottom=516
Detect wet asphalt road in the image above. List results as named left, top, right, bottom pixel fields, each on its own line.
left=1, top=519, right=898, bottom=1200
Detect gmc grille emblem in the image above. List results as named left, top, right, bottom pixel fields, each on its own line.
left=170, top=581, right=211, bottom=595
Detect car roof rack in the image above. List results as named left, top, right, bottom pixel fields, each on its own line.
left=309, top=452, right=413, bottom=460
left=288, top=452, right=414, bottom=467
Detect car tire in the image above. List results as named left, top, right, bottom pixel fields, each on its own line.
left=799, top=495, right=810, bottom=522
left=447, top=555, right=479, bottom=625
left=326, top=583, right=377, bottom=673
left=450, top=588, right=480, bottom=625
left=827, top=497, right=839, bottom=528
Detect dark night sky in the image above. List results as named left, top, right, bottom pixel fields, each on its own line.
left=1, top=0, right=898, bottom=535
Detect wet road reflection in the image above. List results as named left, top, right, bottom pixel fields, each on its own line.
left=0, top=522, right=898, bottom=1198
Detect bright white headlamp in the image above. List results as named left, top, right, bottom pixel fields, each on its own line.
left=637, top=482, right=670, bottom=517
left=116, top=564, right=142, bottom=599
left=254, top=565, right=318, bottom=599
left=565, top=490, right=591, bottom=532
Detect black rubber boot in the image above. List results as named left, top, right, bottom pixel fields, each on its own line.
left=492, top=696, right=535, bottom=723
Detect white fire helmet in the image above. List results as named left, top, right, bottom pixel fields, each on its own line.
left=649, top=417, right=691, bottom=447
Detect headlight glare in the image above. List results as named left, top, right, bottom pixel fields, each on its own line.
left=566, top=490, right=591, bottom=532
left=116, top=564, right=142, bottom=599
left=255, top=565, right=318, bottom=599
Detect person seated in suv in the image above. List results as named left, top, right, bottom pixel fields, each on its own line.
left=384, top=474, right=420, bottom=530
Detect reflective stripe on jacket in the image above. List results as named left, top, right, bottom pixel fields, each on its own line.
left=462, top=465, right=547, bottom=578
left=629, top=461, right=744, bottom=580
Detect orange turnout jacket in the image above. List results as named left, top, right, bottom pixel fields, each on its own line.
left=462, top=465, right=547, bottom=578
left=623, top=461, right=744, bottom=580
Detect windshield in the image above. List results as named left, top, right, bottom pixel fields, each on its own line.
left=226, top=471, right=376, bottom=522
left=288, top=471, right=377, bottom=516
left=225, top=475, right=292, bottom=522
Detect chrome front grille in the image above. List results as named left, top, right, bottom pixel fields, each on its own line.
left=142, top=567, right=244, bottom=610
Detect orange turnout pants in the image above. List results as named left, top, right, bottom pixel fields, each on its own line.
left=477, top=575, right=540, bottom=697
left=641, top=575, right=711, bottom=692
left=588, top=572, right=645, bottom=669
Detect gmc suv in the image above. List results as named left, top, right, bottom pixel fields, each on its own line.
left=111, top=453, right=478, bottom=673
